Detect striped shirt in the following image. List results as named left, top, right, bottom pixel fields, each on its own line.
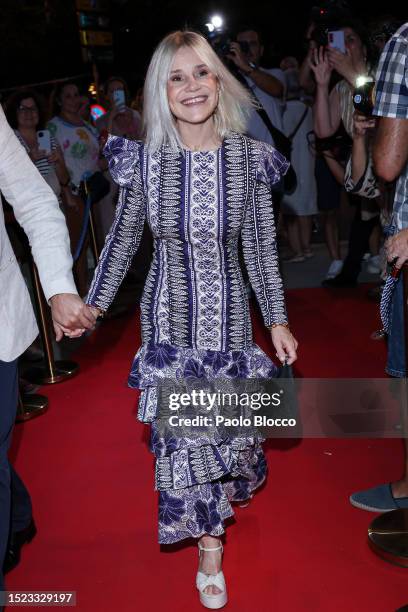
left=373, top=23, right=408, bottom=230
left=15, top=130, right=58, bottom=178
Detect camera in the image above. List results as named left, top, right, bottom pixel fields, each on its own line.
left=353, top=78, right=376, bottom=116
left=211, top=33, right=249, bottom=58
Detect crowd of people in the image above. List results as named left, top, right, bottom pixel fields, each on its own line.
left=1, top=17, right=403, bottom=298
left=3, top=17, right=403, bottom=299
left=0, top=9, right=407, bottom=611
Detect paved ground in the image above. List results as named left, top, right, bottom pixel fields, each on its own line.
left=280, top=239, right=381, bottom=289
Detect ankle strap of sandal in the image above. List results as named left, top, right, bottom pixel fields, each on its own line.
left=198, top=542, right=223, bottom=553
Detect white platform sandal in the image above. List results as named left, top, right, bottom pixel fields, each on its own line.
left=196, top=541, right=228, bottom=609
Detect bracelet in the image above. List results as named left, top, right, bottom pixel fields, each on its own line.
left=267, top=322, right=290, bottom=330
left=60, top=178, right=70, bottom=188
left=94, top=307, right=105, bottom=320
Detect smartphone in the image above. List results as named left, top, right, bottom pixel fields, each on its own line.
left=328, top=30, right=346, bottom=54
left=37, top=129, right=51, bottom=155
left=113, top=89, right=126, bottom=108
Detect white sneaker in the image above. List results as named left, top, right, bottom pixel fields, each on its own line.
left=325, top=259, right=343, bottom=280
left=366, top=254, right=381, bottom=274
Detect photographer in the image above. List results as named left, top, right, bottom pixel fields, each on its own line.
left=279, top=57, right=318, bottom=262
left=227, top=26, right=286, bottom=146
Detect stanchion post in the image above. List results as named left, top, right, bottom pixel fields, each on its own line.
left=88, top=206, right=100, bottom=264
left=17, top=390, right=48, bottom=423
left=24, top=257, right=79, bottom=385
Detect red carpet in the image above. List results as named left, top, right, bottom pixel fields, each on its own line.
left=8, top=286, right=408, bottom=612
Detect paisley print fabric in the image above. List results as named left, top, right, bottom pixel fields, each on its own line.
left=87, top=132, right=289, bottom=543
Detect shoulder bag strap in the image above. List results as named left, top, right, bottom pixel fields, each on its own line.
left=287, top=106, right=309, bottom=141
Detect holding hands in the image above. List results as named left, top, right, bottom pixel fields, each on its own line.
left=50, top=294, right=99, bottom=341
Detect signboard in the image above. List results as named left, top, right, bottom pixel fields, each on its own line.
left=76, top=0, right=113, bottom=63
left=79, top=30, right=113, bottom=47
left=77, top=12, right=110, bottom=29
left=81, top=47, right=114, bottom=64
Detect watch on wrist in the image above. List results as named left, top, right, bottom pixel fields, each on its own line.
left=246, top=62, right=256, bottom=75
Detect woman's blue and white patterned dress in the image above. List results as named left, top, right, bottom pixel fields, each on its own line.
left=87, top=132, right=289, bottom=544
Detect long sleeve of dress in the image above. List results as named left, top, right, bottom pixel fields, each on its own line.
left=242, top=143, right=289, bottom=327
left=86, top=136, right=146, bottom=312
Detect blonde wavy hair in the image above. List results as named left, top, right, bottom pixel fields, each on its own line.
left=142, top=30, right=255, bottom=151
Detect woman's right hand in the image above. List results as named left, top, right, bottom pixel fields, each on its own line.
left=270, top=326, right=298, bottom=366
left=309, top=46, right=332, bottom=87
left=352, top=111, right=376, bottom=139
left=29, top=147, right=47, bottom=161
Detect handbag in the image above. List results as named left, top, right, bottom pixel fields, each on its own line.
left=257, top=104, right=309, bottom=195
left=233, top=69, right=297, bottom=194
left=256, top=108, right=297, bottom=194
left=276, top=361, right=301, bottom=437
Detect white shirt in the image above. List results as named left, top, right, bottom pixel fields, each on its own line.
left=244, top=67, right=287, bottom=145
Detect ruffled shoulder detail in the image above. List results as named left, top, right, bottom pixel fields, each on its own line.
left=103, top=135, right=143, bottom=187
left=255, top=141, right=290, bottom=187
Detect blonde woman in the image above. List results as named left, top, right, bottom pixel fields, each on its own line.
left=86, top=31, right=297, bottom=609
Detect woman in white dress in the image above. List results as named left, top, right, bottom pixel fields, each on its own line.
left=280, top=57, right=318, bottom=262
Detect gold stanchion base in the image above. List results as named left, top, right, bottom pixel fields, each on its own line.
left=17, top=394, right=48, bottom=422
left=24, top=360, right=79, bottom=385
left=368, top=509, right=408, bottom=567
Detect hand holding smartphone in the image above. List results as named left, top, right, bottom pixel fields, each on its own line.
left=37, top=130, right=51, bottom=155
left=328, top=30, right=346, bottom=54
left=113, top=89, right=126, bottom=112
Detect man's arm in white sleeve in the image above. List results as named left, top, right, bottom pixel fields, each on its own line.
left=0, top=104, right=77, bottom=301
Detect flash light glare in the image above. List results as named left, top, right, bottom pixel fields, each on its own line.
left=205, top=23, right=215, bottom=32
left=356, top=76, right=373, bottom=87
left=211, top=15, right=223, bottom=29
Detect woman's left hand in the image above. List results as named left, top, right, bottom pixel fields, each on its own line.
left=326, top=48, right=357, bottom=85
left=270, top=325, right=298, bottom=365
left=47, top=150, right=59, bottom=164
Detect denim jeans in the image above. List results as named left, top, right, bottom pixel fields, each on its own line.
left=382, top=223, right=406, bottom=377
left=386, top=273, right=406, bottom=377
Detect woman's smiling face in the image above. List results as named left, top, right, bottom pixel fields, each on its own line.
left=167, top=46, right=219, bottom=127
